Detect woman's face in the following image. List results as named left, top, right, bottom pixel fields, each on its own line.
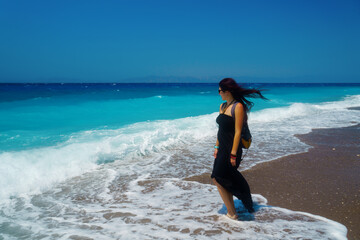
left=218, top=88, right=227, bottom=100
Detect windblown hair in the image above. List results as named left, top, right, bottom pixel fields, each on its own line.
left=219, top=78, right=267, bottom=120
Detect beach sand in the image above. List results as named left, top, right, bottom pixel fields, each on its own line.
left=186, top=123, right=360, bottom=239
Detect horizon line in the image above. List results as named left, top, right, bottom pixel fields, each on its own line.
left=1, top=82, right=360, bottom=84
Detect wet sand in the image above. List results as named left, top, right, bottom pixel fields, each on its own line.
left=186, top=123, right=360, bottom=239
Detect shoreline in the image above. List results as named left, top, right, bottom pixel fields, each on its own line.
left=186, top=122, right=360, bottom=239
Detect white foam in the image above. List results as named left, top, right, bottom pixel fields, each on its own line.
left=0, top=94, right=358, bottom=240
left=240, top=94, right=360, bottom=168
left=0, top=175, right=347, bottom=239
left=1, top=95, right=359, bottom=203
left=0, top=113, right=217, bottom=202
left=1, top=92, right=357, bottom=238
left=251, top=94, right=360, bottom=125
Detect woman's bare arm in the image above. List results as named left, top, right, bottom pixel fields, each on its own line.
left=230, top=103, right=244, bottom=166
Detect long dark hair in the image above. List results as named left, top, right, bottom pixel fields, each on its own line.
left=219, top=78, right=267, bottom=120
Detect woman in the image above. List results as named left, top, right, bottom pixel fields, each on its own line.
left=212, top=78, right=266, bottom=220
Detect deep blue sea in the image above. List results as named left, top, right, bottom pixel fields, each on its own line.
left=0, top=83, right=359, bottom=239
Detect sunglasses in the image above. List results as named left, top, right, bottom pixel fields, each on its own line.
left=218, top=89, right=226, bottom=93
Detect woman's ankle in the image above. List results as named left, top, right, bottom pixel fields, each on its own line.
left=226, top=213, right=238, bottom=220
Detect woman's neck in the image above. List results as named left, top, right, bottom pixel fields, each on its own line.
left=226, top=96, right=235, bottom=103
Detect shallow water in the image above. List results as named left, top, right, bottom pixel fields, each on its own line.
left=0, top=83, right=359, bottom=239
left=0, top=166, right=348, bottom=239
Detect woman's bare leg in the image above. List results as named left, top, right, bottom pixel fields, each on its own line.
left=213, top=178, right=237, bottom=216
left=225, top=192, right=236, bottom=215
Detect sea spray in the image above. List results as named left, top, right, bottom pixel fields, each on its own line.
left=0, top=83, right=359, bottom=239
left=1, top=94, right=359, bottom=202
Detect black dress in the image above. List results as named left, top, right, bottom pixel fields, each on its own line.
left=211, top=113, right=254, bottom=213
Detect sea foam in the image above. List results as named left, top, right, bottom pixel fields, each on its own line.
left=0, top=113, right=217, bottom=201
left=1, top=95, right=359, bottom=202
left=0, top=176, right=348, bottom=239
left=1, top=94, right=358, bottom=239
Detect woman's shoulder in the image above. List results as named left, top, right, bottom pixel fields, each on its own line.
left=235, top=102, right=244, bottom=110
left=233, top=102, right=245, bottom=116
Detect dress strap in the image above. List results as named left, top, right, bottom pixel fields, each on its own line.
left=221, top=100, right=235, bottom=114
left=221, top=103, right=226, bottom=112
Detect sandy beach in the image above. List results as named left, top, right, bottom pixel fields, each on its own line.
left=187, top=122, right=360, bottom=239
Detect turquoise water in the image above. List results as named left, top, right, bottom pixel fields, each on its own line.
left=1, top=83, right=359, bottom=152
left=0, top=83, right=359, bottom=239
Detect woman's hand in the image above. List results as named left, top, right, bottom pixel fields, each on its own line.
left=230, top=157, right=236, bottom=167
left=213, top=149, right=218, bottom=159
left=230, top=152, right=237, bottom=167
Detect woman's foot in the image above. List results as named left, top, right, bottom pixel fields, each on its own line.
left=226, top=213, right=238, bottom=220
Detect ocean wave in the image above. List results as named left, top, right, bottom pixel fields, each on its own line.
left=0, top=95, right=358, bottom=239
left=0, top=113, right=217, bottom=202
left=0, top=179, right=347, bottom=239
left=0, top=95, right=359, bottom=203
left=251, top=94, right=360, bottom=123
left=244, top=94, right=360, bottom=168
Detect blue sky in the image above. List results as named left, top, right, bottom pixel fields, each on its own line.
left=0, top=0, right=359, bottom=83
